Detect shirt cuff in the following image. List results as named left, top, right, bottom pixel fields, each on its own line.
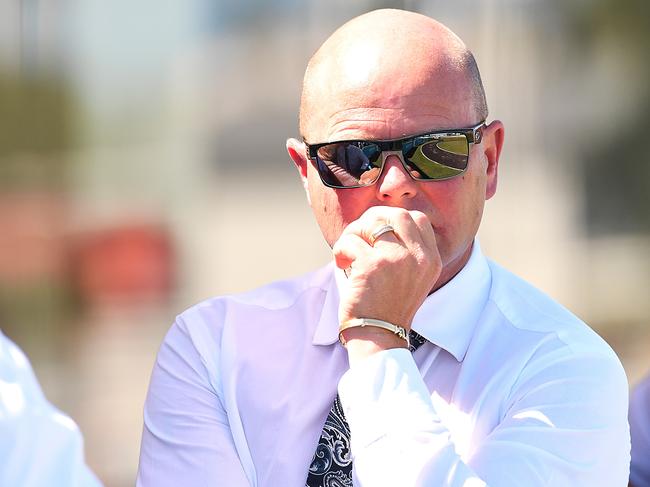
left=337, top=348, right=442, bottom=453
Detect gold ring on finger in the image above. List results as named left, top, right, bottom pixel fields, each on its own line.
left=369, top=224, right=395, bottom=246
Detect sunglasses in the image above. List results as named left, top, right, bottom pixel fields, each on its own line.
left=305, top=121, right=486, bottom=189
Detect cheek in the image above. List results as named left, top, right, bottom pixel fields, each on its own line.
left=307, top=192, right=338, bottom=246
left=337, top=190, right=374, bottom=223
left=305, top=170, right=347, bottom=245
left=307, top=181, right=376, bottom=245
left=307, top=164, right=370, bottom=221
left=455, top=172, right=486, bottom=221
left=423, top=173, right=486, bottom=232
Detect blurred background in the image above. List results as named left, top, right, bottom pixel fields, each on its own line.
left=1, top=0, right=648, bottom=484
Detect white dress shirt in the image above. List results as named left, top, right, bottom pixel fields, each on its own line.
left=138, top=243, right=630, bottom=486
left=630, top=373, right=650, bottom=487
left=0, top=331, right=101, bottom=487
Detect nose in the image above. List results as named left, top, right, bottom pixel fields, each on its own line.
left=375, top=152, right=418, bottom=202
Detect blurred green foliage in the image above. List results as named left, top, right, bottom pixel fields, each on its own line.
left=556, top=0, right=650, bottom=234
left=0, top=72, right=78, bottom=344
left=562, top=0, right=650, bottom=49
left=0, top=280, right=73, bottom=358
left=0, top=72, right=76, bottom=188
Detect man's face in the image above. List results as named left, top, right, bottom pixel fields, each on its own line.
left=289, top=28, right=503, bottom=288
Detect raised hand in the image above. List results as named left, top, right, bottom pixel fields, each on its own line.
left=333, top=206, right=441, bottom=361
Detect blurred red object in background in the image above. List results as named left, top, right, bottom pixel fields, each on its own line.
left=72, top=224, right=175, bottom=306
left=0, top=192, right=68, bottom=285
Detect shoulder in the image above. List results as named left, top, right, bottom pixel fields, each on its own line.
left=484, top=261, right=628, bottom=434
left=177, top=263, right=332, bottom=331
left=630, top=372, right=650, bottom=485
left=159, top=264, right=334, bottom=362
left=632, top=373, right=650, bottom=400
left=147, top=264, right=334, bottom=404
left=487, top=260, right=619, bottom=357
left=188, top=262, right=331, bottom=312
left=630, top=372, right=650, bottom=428
left=473, top=261, right=630, bottom=484
left=0, top=332, right=47, bottom=406
left=485, top=259, right=628, bottom=395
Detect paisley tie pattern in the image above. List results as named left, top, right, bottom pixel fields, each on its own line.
left=305, top=330, right=426, bottom=486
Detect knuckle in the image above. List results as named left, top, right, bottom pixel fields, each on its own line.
left=412, top=246, right=427, bottom=262
left=363, top=206, right=385, bottom=220
left=410, top=210, right=428, bottom=225
left=333, top=233, right=357, bottom=254
left=332, top=234, right=347, bottom=251
left=419, top=253, right=433, bottom=269
left=394, top=209, right=411, bottom=224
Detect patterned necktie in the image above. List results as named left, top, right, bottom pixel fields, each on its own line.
left=305, top=329, right=427, bottom=487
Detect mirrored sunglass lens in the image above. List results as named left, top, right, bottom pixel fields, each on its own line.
left=316, top=142, right=382, bottom=187
left=405, top=135, right=469, bottom=179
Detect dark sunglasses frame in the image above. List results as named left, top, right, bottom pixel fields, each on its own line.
left=304, top=121, right=486, bottom=189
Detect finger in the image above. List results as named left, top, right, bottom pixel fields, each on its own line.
left=357, top=206, right=422, bottom=251
left=332, top=232, right=370, bottom=270
left=408, top=210, right=437, bottom=253
left=341, top=214, right=401, bottom=247
left=381, top=209, right=421, bottom=249
left=361, top=209, right=433, bottom=265
left=369, top=223, right=398, bottom=246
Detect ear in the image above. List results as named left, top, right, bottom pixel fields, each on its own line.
left=286, top=137, right=311, bottom=203
left=481, top=120, right=504, bottom=200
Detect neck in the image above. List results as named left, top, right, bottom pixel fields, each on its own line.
left=430, top=242, right=473, bottom=294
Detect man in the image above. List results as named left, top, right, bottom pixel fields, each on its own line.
left=137, top=9, right=630, bottom=486
left=0, top=330, right=102, bottom=486
left=630, top=373, right=650, bottom=487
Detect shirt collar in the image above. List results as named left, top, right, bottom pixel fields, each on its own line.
left=312, top=263, right=342, bottom=346
left=312, top=240, right=492, bottom=361
left=410, top=240, right=491, bottom=361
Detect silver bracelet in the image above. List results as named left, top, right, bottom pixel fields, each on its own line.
left=338, top=318, right=409, bottom=348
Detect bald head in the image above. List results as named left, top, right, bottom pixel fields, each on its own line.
left=299, top=9, right=488, bottom=141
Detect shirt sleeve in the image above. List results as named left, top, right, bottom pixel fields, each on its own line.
left=137, top=319, right=250, bottom=487
left=0, top=334, right=101, bottom=487
left=338, top=347, right=630, bottom=487
left=630, top=374, right=650, bottom=487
